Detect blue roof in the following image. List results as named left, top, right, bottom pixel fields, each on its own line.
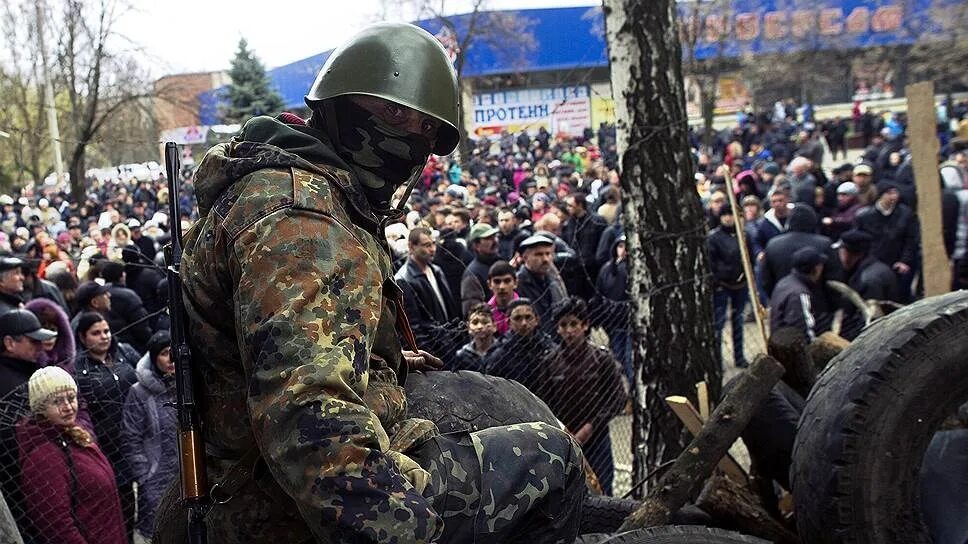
left=197, top=1, right=955, bottom=124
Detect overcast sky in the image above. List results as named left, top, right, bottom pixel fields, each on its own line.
left=115, top=0, right=598, bottom=77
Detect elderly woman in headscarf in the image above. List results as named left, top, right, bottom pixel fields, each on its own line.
left=16, top=367, right=127, bottom=544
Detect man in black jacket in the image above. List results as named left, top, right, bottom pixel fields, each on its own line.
left=769, top=247, right=833, bottom=341
left=396, top=227, right=462, bottom=360
left=762, top=204, right=842, bottom=296
left=837, top=230, right=898, bottom=340
left=100, top=261, right=154, bottom=354
left=0, top=309, right=56, bottom=540
left=855, top=182, right=921, bottom=302
left=707, top=208, right=751, bottom=368
left=460, top=223, right=500, bottom=316
left=561, top=192, right=607, bottom=300
left=497, top=208, right=527, bottom=261
left=484, top=298, right=556, bottom=395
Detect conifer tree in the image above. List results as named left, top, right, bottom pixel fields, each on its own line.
left=221, top=38, right=285, bottom=124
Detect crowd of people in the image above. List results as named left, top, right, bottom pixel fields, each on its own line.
left=702, top=99, right=968, bottom=368
left=0, top=91, right=966, bottom=541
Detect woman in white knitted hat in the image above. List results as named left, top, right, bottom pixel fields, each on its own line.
left=15, top=366, right=126, bottom=544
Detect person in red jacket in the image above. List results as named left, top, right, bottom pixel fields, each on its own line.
left=16, top=366, right=126, bottom=544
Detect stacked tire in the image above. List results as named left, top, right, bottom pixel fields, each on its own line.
left=792, top=291, right=968, bottom=543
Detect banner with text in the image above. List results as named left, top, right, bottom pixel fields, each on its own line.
left=472, top=86, right=591, bottom=138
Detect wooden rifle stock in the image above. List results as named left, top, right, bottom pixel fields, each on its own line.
left=164, top=142, right=210, bottom=543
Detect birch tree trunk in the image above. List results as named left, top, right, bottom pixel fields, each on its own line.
left=603, top=0, right=721, bottom=495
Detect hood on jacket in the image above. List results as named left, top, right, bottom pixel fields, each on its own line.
left=25, top=297, right=76, bottom=372
left=135, top=353, right=168, bottom=395
left=788, top=205, right=819, bottom=233
left=192, top=114, right=377, bottom=227
left=610, top=233, right=626, bottom=261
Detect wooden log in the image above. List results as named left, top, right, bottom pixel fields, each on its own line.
left=697, top=473, right=801, bottom=544
left=665, top=396, right=748, bottom=483
left=767, top=327, right=816, bottom=398
left=620, top=354, right=785, bottom=531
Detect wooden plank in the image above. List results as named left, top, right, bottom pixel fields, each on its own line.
left=622, top=355, right=783, bottom=530
left=906, top=81, right=948, bottom=296
left=696, top=382, right=710, bottom=421
left=666, top=396, right=747, bottom=483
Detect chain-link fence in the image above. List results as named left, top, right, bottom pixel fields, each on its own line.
left=0, top=340, right=174, bottom=544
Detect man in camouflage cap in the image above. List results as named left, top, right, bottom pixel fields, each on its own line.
left=157, top=23, right=584, bottom=544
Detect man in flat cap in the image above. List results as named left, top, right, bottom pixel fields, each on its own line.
left=516, top=234, right=568, bottom=333
left=0, top=258, right=25, bottom=315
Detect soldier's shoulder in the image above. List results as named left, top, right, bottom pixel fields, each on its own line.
left=214, top=165, right=352, bottom=241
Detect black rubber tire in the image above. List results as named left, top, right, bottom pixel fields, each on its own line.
left=404, top=370, right=560, bottom=433
left=574, top=526, right=770, bottom=543
left=791, top=291, right=968, bottom=544
left=579, top=495, right=640, bottom=534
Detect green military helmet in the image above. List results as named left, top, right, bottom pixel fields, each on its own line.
left=305, top=22, right=460, bottom=156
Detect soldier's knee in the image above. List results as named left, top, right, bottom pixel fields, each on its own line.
left=502, top=421, right=584, bottom=474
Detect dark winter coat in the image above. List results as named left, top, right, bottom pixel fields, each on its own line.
left=761, top=206, right=842, bottom=295
left=452, top=340, right=496, bottom=373
left=0, top=291, right=23, bottom=315
left=16, top=419, right=127, bottom=544
left=543, top=342, right=626, bottom=439
left=593, top=239, right=629, bottom=331
left=74, top=341, right=140, bottom=486
left=0, top=354, right=34, bottom=538
left=460, top=254, right=498, bottom=317
left=841, top=255, right=899, bottom=339
left=395, top=258, right=460, bottom=327
left=432, top=230, right=473, bottom=300
left=515, top=266, right=568, bottom=334
left=484, top=331, right=556, bottom=394
left=855, top=203, right=921, bottom=268
left=105, top=284, right=153, bottom=354
left=498, top=228, right=525, bottom=261
left=707, top=225, right=752, bottom=288
left=769, top=271, right=832, bottom=341
left=22, top=278, right=68, bottom=314
left=121, top=354, right=177, bottom=537
left=561, top=211, right=608, bottom=273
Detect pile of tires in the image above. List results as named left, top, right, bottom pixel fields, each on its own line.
left=792, top=291, right=968, bottom=543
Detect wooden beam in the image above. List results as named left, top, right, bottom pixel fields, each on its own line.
left=666, top=396, right=748, bottom=483
left=621, top=355, right=784, bottom=530
left=906, top=81, right=948, bottom=296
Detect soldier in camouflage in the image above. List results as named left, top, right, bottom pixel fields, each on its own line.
left=155, top=23, right=584, bottom=543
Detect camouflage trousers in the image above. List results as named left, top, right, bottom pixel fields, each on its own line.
left=155, top=421, right=585, bottom=543
left=410, top=422, right=585, bottom=544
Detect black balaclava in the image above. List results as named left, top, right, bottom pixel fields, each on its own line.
left=325, top=97, right=432, bottom=211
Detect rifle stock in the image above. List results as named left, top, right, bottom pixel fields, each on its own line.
left=164, top=142, right=209, bottom=543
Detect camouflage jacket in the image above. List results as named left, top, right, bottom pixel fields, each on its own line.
left=180, top=116, right=442, bottom=542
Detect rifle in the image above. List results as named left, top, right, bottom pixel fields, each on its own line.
left=164, top=142, right=209, bottom=543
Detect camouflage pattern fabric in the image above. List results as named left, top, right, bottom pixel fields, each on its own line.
left=410, top=422, right=584, bottom=544
left=157, top=117, right=586, bottom=543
